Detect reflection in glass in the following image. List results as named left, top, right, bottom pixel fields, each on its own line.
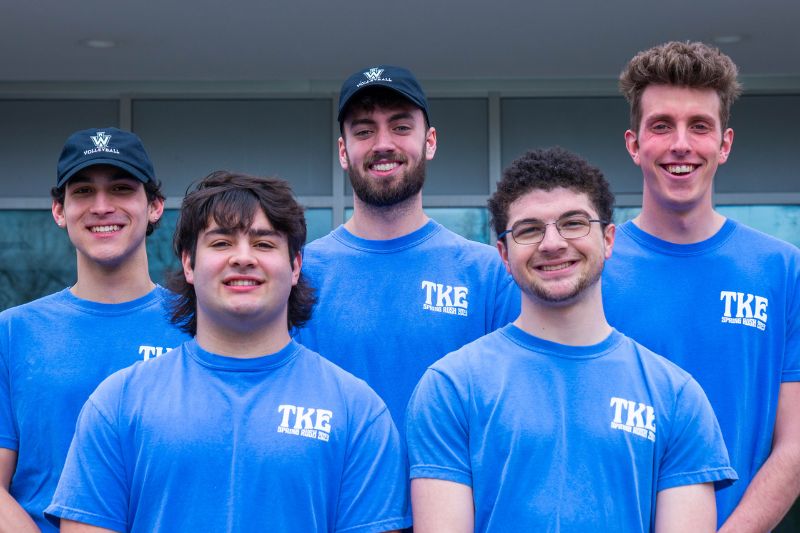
left=345, top=207, right=490, bottom=244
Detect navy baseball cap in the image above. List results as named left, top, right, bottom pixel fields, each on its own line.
left=56, top=127, right=155, bottom=187
left=337, top=65, right=430, bottom=124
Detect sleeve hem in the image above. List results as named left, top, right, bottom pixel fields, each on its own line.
left=410, top=464, right=472, bottom=487
left=44, top=504, right=126, bottom=532
left=657, top=466, right=738, bottom=492
left=337, top=515, right=412, bottom=533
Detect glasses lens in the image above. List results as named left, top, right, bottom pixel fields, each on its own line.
left=512, top=222, right=545, bottom=244
left=556, top=216, right=592, bottom=239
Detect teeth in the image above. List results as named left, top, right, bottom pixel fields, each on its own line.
left=226, top=280, right=258, bottom=286
left=90, top=225, right=121, bottom=233
left=372, top=162, right=399, bottom=172
left=540, top=262, right=572, bottom=272
left=666, top=164, right=696, bottom=175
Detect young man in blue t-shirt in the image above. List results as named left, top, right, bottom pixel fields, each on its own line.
left=0, top=128, right=187, bottom=532
left=46, top=172, right=410, bottom=532
left=407, top=147, right=735, bottom=532
left=603, top=41, right=800, bottom=531
left=295, top=65, right=519, bottom=432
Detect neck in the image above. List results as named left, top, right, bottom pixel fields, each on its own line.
left=194, top=314, right=291, bottom=358
left=636, top=196, right=726, bottom=244
left=344, top=193, right=428, bottom=240
left=71, top=247, right=155, bottom=303
left=514, top=285, right=611, bottom=346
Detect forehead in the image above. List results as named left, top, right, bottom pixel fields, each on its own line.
left=201, top=207, right=276, bottom=235
left=639, top=84, right=722, bottom=123
left=507, top=187, right=596, bottom=222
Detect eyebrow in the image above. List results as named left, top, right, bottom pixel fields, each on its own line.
left=645, top=112, right=716, bottom=124
left=513, top=209, right=593, bottom=225
left=347, top=110, right=416, bottom=129
left=202, top=227, right=281, bottom=238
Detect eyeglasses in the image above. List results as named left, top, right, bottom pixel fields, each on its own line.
left=498, top=215, right=608, bottom=245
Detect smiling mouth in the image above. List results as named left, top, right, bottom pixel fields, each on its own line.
left=370, top=161, right=401, bottom=172
left=90, top=225, right=122, bottom=233
left=225, top=279, right=261, bottom=287
left=538, top=261, right=574, bottom=272
left=663, top=164, right=698, bottom=176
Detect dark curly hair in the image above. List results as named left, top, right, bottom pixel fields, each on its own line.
left=51, top=173, right=165, bottom=236
left=620, top=41, right=742, bottom=132
left=168, top=171, right=316, bottom=335
left=489, top=147, right=614, bottom=238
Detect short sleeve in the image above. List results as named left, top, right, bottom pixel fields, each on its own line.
left=657, top=377, right=738, bottom=491
left=491, top=270, right=520, bottom=331
left=406, top=367, right=472, bottom=486
left=45, top=389, right=129, bottom=532
left=336, top=405, right=411, bottom=533
left=0, top=319, right=18, bottom=451
left=782, top=256, right=800, bottom=382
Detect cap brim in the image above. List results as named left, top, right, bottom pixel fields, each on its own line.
left=57, top=159, right=151, bottom=188
left=338, top=83, right=427, bottom=123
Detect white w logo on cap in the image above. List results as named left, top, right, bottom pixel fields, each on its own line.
left=363, top=68, right=384, bottom=82
left=90, top=132, right=112, bottom=149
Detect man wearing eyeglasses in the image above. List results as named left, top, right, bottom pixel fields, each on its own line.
left=405, top=147, right=735, bottom=532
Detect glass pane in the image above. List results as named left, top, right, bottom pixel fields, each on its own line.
left=717, top=205, right=800, bottom=248
left=344, top=207, right=490, bottom=244
left=0, top=211, right=77, bottom=311
left=305, top=208, right=332, bottom=242
left=133, top=99, right=332, bottom=197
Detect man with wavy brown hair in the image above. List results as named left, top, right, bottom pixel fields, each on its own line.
left=604, top=41, right=800, bottom=531
left=46, top=172, right=410, bottom=533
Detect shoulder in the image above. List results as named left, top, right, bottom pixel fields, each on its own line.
left=294, top=344, right=390, bottom=416
left=0, top=289, right=70, bottom=320
left=614, top=334, right=696, bottom=391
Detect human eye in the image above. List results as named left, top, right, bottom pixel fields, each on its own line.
left=69, top=185, right=92, bottom=195
left=209, top=239, right=231, bottom=249
left=559, top=216, right=590, bottom=229
left=691, top=122, right=713, bottom=133
left=394, top=124, right=412, bottom=133
left=649, top=122, right=670, bottom=133
left=513, top=222, right=544, bottom=242
left=112, top=183, right=137, bottom=194
left=254, top=240, right=276, bottom=250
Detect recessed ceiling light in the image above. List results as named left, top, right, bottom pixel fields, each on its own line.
left=80, top=39, right=117, bottom=49
left=713, top=35, right=743, bottom=44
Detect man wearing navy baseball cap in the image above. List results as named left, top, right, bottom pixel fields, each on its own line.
left=0, top=127, right=187, bottom=531
left=295, top=66, right=520, bottom=439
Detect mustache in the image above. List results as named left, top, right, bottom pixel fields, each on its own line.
left=365, top=152, right=408, bottom=166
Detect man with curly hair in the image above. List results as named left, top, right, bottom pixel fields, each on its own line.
left=407, top=147, right=735, bottom=532
left=603, top=41, right=800, bottom=531
left=46, top=172, right=410, bottom=533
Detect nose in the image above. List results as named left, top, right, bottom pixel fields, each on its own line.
left=537, top=222, right=568, bottom=253
left=670, top=126, right=692, bottom=156
left=371, top=125, right=396, bottom=153
left=228, top=241, right=256, bottom=269
left=89, top=190, right=115, bottom=215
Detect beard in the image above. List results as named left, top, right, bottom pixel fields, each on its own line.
left=518, top=258, right=604, bottom=305
left=347, top=147, right=427, bottom=207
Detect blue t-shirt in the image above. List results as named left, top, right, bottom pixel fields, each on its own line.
left=406, top=325, right=736, bottom=532
left=0, top=287, right=188, bottom=532
left=46, top=339, right=410, bottom=533
left=295, top=220, right=520, bottom=432
left=602, top=219, right=800, bottom=525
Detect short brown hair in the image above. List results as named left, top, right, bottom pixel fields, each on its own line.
left=620, top=41, right=742, bottom=132
left=168, top=171, right=315, bottom=335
